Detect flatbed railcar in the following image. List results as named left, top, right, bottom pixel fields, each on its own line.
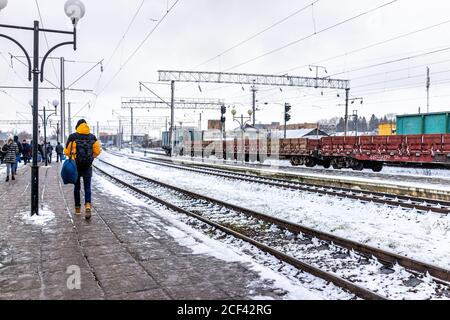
left=166, top=132, right=450, bottom=172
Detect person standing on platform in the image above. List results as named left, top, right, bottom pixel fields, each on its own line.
left=2, top=136, right=19, bottom=182
left=13, top=136, right=22, bottom=175
left=46, top=142, right=54, bottom=164
left=55, top=142, right=64, bottom=163
left=22, top=140, right=31, bottom=165
left=64, top=119, right=102, bottom=220
left=38, top=142, right=44, bottom=163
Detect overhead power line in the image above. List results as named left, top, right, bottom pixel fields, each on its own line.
left=35, top=0, right=59, bottom=83
left=95, top=0, right=181, bottom=97
left=191, top=0, right=319, bottom=70
left=281, top=18, right=450, bottom=75
left=224, top=0, right=400, bottom=71
left=106, top=0, right=146, bottom=70
left=330, top=46, right=450, bottom=77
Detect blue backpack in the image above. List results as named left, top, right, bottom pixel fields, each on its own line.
left=61, top=143, right=78, bottom=185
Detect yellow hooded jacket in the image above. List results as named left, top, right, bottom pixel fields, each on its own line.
left=64, top=122, right=102, bottom=161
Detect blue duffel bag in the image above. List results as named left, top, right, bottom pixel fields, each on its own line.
left=61, top=145, right=78, bottom=185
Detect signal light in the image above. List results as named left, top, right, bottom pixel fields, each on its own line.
left=285, top=103, right=292, bottom=123
left=285, top=114, right=291, bottom=122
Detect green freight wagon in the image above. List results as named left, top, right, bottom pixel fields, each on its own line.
left=396, top=112, right=450, bottom=135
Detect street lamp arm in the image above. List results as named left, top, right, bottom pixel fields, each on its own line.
left=0, top=34, right=32, bottom=81
left=40, top=41, right=75, bottom=82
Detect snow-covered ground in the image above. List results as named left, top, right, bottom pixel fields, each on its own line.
left=95, top=173, right=353, bottom=300
left=100, top=152, right=450, bottom=270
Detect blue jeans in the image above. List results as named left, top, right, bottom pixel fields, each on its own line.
left=6, top=163, right=13, bottom=177
left=74, top=175, right=92, bottom=207
left=13, top=155, right=20, bottom=174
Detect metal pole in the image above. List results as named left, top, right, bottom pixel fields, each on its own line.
left=31, top=20, right=40, bottom=216
left=131, top=107, right=134, bottom=154
left=344, top=88, right=350, bottom=137
left=44, top=107, right=48, bottom=166
left=119, top=119, right=122, bottom=150
left=252, top=86, right=257, bottom=127
left=427, top=68, right=430, bottom=113
left=198, top=112, right=201, bottom=131
left=96, top=121, right=99, bottom=138
left=241, top=115, right=244, bottom=164
left=68, top=102, right=72, bottom=135
left=56, top=122, right=60, bottom=142
left=170, top=80, right=175, bottom=156
left=60, top=57, right=66, bottom=144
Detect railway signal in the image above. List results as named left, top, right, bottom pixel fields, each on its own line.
left=284, top=103, right=292, bottom=139
left=221, top=105, right=226, bottom=122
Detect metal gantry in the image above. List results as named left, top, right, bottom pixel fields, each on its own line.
left=121, top=97, right=224, bottom=153
left=158, top=70, right=350, bottom=90
left=121, top=97, right=224, bottom=110
left=157, top=70, right=351, bottom=141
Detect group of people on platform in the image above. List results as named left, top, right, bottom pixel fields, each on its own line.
left=1, top=137, right=66, bottom=181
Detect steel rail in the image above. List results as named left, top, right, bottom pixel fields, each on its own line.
left=108, top=151, right=450, bottom=215
left=94, top=163, right=385, bottom=300
left=97, top=158, right=450, bottom=284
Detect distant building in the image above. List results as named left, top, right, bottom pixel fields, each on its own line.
left=333, top=131, right=374, bottom=137
left=270, top=128, right=329, bottom=139
left=255, top=122, right=318, bottom=130
left=0, top=132, right=9, bottom=147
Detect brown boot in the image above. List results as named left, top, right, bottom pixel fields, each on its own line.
left=85, top=203, right=92, bottom=220
left=75, top=207, right=81, bottom=215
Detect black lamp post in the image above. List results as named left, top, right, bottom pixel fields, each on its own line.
left=35, top=100, right=59, bottom=166
left=0, top=0, right=86, bottom=216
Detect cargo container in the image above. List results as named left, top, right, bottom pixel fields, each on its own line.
left=378, top=123, right=396, bottom=136
left=397, top=112, right=450, bottom=135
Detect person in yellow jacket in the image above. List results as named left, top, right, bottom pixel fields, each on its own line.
left=64, top=119, right=102, bottom=219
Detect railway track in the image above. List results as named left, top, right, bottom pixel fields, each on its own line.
left=95, top=159, right=450, bottom=300
left=132, top=148, right=450, bottom=186
left=107, top=151, right=450, bottom=215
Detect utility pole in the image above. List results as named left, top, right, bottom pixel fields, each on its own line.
left=43, top=106, right=47, bottom=166
left=130, top=107, right=134, bottom=154
left=118, top=119, right=122, bottom=150
left=170, top=80, right=175, bottom=156
left=198, top=112, right=202, bottom=131
left=426, top=67, right=430, bottom=113
left=344, top=88, right=350, bottom=137
left=60, top=57, right=66, bottom=144
left=67, top=102, right=72, bottom=135
left=56, top=122, right=60, bottom=142
left=284, top=103, right=292, bottom=139
left=251, top=84, right=257, bottom=127
left=353, top=110, right=358, bottom=137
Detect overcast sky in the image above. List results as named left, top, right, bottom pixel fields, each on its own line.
left=1, top=0, right=450, bottom=137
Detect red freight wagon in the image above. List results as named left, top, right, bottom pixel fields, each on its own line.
left=183, top=134, right=450, bottom=172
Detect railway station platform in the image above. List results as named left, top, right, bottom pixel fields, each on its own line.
left=0, top=163, right=298, bottom=300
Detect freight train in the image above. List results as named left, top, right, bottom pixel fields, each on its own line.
left=163, top=131, right=450, bottom=172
